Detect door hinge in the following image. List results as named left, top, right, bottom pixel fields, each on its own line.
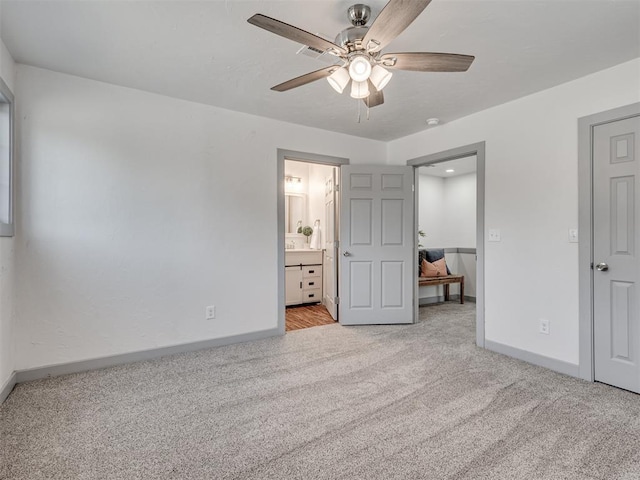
left=590, top=262, right=594, bottom=270
left=335, top=296, right=340, bottom=305
left=335, top=240, right=340, bottom=248
left=412, top=184, right=415, bottom=192
left=335, top=184, right=340, bottom=192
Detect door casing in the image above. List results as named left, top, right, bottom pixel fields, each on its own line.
left=276, top=149, right=348, bottom=334
left=578, top=103, right=640, bottom=382
left=407, top=142, right=486, bottom=347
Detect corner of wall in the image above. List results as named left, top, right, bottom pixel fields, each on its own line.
left=0, top=32, right=17, bottom=395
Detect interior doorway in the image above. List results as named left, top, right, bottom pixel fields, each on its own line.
left=277, top=149, right=348, bottom=334
left=417, top=156, right=477, bottom=306
left=578, top=103, right=640, bottom=392
left=283, top=159, right=338, bottom=331
left=408, top=142, right=486, bottom=347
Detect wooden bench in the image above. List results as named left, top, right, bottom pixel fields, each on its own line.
left=418, top=275, right=465, bottom=304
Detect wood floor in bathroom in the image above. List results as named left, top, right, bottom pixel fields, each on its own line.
left=285, top=304, right=336, bottom=332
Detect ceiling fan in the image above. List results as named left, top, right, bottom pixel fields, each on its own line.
left=247, top=0, right=474, bottom=108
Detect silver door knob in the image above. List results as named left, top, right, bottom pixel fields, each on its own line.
left=596, top=262, right=609, bottom=271
left=343, top=251, right=351, bottom=257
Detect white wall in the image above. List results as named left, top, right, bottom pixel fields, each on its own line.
left=417, top=174, right=445, bottom=247
left=418, top=170, right=476, bottom=248
left=308, top=163, right=334, bottom=249
left=391, top=58, right=640, bottom=366
left=0, top=30, right=16, bottom=391
left=442, top=172, right=476, bottom=248
left=283, top=160, right=333, bottom=249
left=15, top=65, right=387, bottom=371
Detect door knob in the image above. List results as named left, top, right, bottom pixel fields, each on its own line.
left=595, top=262, right=609, bottom=271
left=343, top=251, right=351, bottom=257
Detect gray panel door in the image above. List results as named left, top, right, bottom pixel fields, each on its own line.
left=339, top=165, right=414, bottom=325
left=593, top=114, right=640, bottom=393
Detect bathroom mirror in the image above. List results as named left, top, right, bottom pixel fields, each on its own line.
left=285, top=193, right=306, bottom=234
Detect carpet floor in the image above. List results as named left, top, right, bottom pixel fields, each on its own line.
left=1, top=304, right=640, bottom=479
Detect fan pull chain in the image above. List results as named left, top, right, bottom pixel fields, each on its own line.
left=357, top=98, right=361, bottom=123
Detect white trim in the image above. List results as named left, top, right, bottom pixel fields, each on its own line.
left=0, top=76, right=14, bottom=236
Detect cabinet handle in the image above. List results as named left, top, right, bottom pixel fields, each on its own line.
left=309, top=294, right=315, bottom=298
left=300, top=282, right=302, bottom=289
left=309, top=270, right=315, bottom=274
left=309, top=282, right=315, bottom=286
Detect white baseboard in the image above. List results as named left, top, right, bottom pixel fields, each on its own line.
left=485, top=340, right=580, bottom=378
left=2, top=328, right=280, bottom=403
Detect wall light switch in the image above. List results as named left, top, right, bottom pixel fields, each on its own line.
left=206, top=305, right=216, bottom=320
left=568, top=229, right=578, bottom=243
left=488, top=229, right=501, bottom=242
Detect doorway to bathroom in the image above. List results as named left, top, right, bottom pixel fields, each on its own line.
left=279, top=150, right=346, bottom=332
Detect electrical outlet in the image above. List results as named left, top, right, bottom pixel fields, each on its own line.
left=539, top=319, right=550, bottom=335
left=488, top=229, right=501, bottom=242
left=206, top=305, right=216, bottom=320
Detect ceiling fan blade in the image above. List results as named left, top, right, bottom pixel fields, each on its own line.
left=248, top=14, right=347, bottom=56
left=271, top=66, right=340, bottom=92
left=361, top=0, right=432, bottom=53
left=363, top=82, right=384, bottom=108
left=380, top=52, right=475, bottom=72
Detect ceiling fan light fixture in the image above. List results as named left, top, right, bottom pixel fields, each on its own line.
left=348, top=55, right=372, bottom=82
left=327, top=67, right=350, bottom=94
left=369, top=65, right=393, bottom=91
left=350, top=80, right=370, bottom=99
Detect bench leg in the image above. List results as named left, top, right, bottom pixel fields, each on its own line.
left=460, top=276, right=465, bottom=304
left=444, top=284, right=450, bottom=302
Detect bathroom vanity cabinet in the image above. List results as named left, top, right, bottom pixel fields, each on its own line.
left=285, top=250, right=323, bottom=306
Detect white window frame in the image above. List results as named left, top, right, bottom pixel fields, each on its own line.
left=0, top=77, right=14, bottom=237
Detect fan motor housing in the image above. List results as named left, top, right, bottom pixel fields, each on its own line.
left=335, top=26, right=369, bottom=51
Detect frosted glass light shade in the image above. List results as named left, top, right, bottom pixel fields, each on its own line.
left=350, top=80, right=370, bottom=99
left=348, top=56, right=372, bottom=82
left=327, top=67, right=350, bottom=94
left=369, top=65, right=393, bottom=91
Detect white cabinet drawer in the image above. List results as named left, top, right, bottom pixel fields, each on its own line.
left=303, top=278, right=320, bottom=289
left=286, top=250, right=322, bottom=266
left=303, top=265, right=321, bottom=278
left=303, top=288, right=322, bottom=303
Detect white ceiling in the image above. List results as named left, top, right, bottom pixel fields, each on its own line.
left=2, top=0, right=639, bottom=141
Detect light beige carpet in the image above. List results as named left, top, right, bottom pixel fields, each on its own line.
left=1, top=303, right=639, bottom=479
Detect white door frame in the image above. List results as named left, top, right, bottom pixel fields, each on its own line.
left=577, top=102, right=640, bottom=382
left=406, top=142, right=486, bottom=348
left=276, top=149, right=349, bottom=334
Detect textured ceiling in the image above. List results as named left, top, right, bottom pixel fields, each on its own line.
left=2, top=0, right=639, bottom=141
